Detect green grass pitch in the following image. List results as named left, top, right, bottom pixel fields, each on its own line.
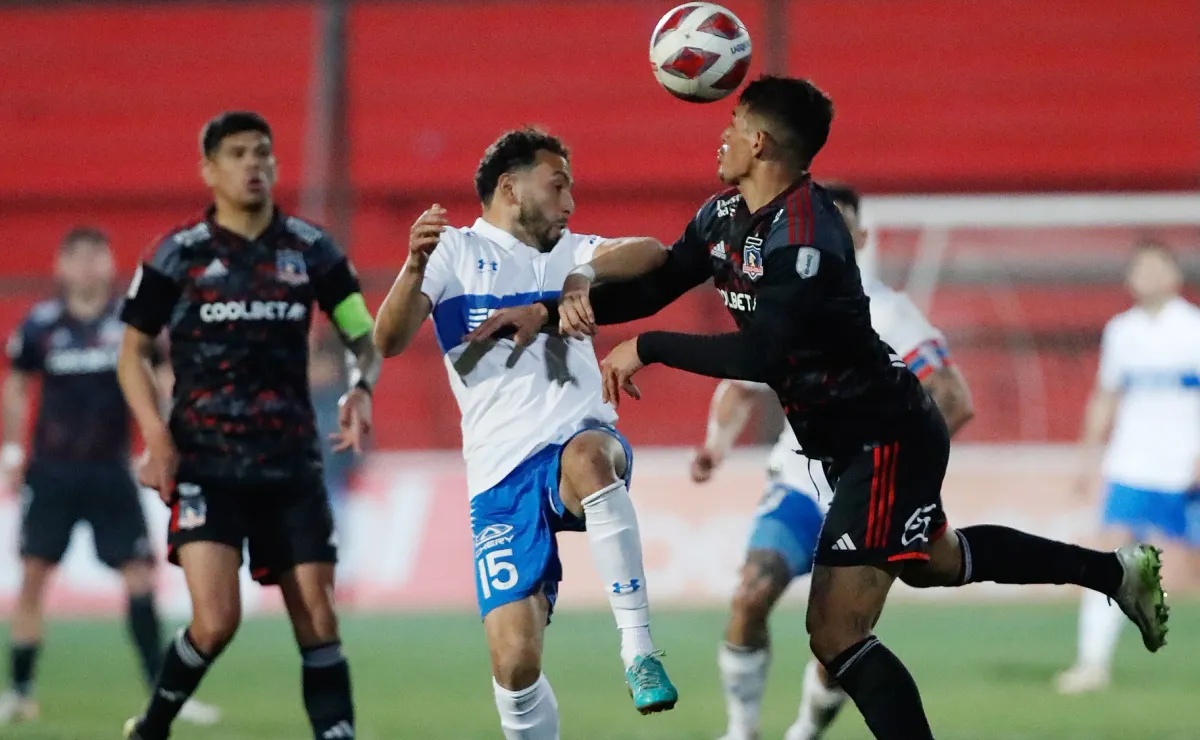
left=4, top=601, right=1197, bottom=739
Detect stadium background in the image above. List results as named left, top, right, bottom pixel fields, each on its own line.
left=1, top=1, right=1199, bottom=738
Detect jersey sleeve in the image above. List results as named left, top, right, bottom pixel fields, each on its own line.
left=6, top=317, right=43, bottom=374
left=120, top=236, right=185, bottom=337
left=419, top=231, right=460, bottom=308
left=1097, top=319, right=1123, bottom=391
left=886, top=294, right=952, bottom=381
left=568, top=232, right=604, bottom=266
left=305, top=234, right=373, bottom=342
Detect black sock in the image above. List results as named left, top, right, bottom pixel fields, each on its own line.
left=957, top=525, right=1124, bottom=595
left=825, top=636, right=933, bottom=740
left=10, top=642, right=39, bottom=698
left=138, top=629, right=214, bottom=740
left=127, top=594, right=163, bottom=687
left=301, top=642, right=355, bottom=740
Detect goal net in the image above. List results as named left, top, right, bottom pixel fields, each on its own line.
left=856, top=192, right=1200, bottom=443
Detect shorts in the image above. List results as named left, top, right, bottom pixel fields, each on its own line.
left=1103, top=482, right=1200, bottom=546
left=166, top=473, right=337, bottom=585
left=745, top=483, right=826, bottom=578
left=469, top=421, right=633, bottom=620
left=815, top=404, right=951, bottom=567
left=20, top=461, right=152, bottom=568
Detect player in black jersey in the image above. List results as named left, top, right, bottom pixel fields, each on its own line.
left=472, top=77, right=1170, bottom=739
left=0, top=228, right=220, bottom=728
left=118, top=112, right=380, bottom=740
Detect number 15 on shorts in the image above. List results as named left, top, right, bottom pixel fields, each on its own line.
left=477, top=548, right=519, bottom=599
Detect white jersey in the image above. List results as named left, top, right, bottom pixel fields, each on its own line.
left=747, top=277, right=950, bottom=502
left=1099, top=297, right=1200, bottom=492
left=421, top=219, right=617, bottom=497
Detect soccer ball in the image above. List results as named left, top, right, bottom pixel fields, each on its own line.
left=649, top=2, right=752, bottom=103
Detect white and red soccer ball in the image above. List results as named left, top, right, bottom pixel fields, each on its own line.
left=650, top=2, right=753, bottom=103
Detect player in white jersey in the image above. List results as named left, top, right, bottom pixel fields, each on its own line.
left=691, top=185, right=975, bottom=740
left=374, top=129, right=678, bottom=739
left=1057, top=241, right=1198, bottom=694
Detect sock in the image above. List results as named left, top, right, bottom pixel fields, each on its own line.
left=717, top=642, right=770, bottom=739
left=9, top=642, right=39, bottom=698
left=127, top=594, right=164, bottom=687
left=138, top=629, right=213, bottom=740
left=787, top=658, right=848, bottom=740
left=493, top=673, right=560, bottom=740
left=301, top=642, right=355, bottom=740
left=580, top=481, right=656, bottom=668
left=1076, top=589, right=1123, bottom=671
left=956, top=525, right=1124, bottom=595
left=825, top=636, right=933, bottom=740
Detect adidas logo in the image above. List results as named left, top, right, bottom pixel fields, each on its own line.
left=831, top=533, right=856, bottom=551
left=322, top=721, right=355, bottom=739
left=201, top=259, right=228, bottom=279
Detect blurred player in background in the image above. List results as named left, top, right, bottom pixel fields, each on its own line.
left=0, top=228, right=219, bottom=727
left=692, top=185, right=974, bottom=740
left=118, top=112, right=379, bottom=740
left=1058, top=241, right=1198, bottom=694
left=376, top=129, right=677, bottom=740
left=515, top=76, right=1168, bottom=740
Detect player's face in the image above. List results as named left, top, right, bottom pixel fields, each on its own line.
left=1127, top=249, right=1181, bottom=304
left=717, top=106, right=758, bottom=184
left=202, top=131, right=277, bottom=210
left=56, top=240, right=114, bottom=295
left=510, top=151, right=574, bottom=251
left=832, top=201, right=868, bottom=251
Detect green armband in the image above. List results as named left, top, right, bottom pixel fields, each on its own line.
left=332, top=293, right=373, bottom=341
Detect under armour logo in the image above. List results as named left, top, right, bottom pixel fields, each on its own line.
left=612, top=579, right=641, bottom=594
left=477, top=259, right=499, bottom=272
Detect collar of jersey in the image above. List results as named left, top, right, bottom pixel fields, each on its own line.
left=470, top=218, right=533, bottom=253
left=204, top=205, right=286, bottom=243
left=738, top=172, right=812, bottom=219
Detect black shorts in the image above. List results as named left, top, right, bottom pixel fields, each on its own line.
left=21, top=462, right=152, bottom=569
left=816, top=404, right=951, bottom=567
left=166, top=473, right=336, bottom=586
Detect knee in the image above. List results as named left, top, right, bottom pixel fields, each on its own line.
left=559, top=434, right=621, bottom=504
left=491, top=638, right=543, bottom=692
left=19, top=559, right=54, bottom=597
left=122, top=561, right=157, bottom=598
left=292, top=597, right=340, bottom=646
left=190, top=603, right=241, bottom=655
left=731, top=582, right=774, bottom=630
left=806, top=611, right=870, bottom=666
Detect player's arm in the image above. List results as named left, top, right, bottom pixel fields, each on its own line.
left=118, top=259, right=180, bottom=448
left=636, top=245, right=824, bottom=382
left=1, top=321, right=41, bottom=477
left=375, top=206, right=445, bottom=357
left=312, top=255, right=380, bottom=395
left=1074, top=322, right=1122, bottom=495
left=588, top=237, right=670, bottom=279
left=691, top=380, right=771, bottom=483
left=923, top=365, right=974, bottom=437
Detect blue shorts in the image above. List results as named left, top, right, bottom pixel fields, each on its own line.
left=745, top=483, right=826, bottom=578
left=1103, top=482, right=1200, bottom=546
left=470, top=422, right=634, bottom=620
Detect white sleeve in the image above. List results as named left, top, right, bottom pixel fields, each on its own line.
left=1097, top=319, right=1123, bottom=391
left=568, top=232, right=605, bottom=266
left=418, top=231, right=459, bottom=307
left=883, top=294, right=945, bottom=359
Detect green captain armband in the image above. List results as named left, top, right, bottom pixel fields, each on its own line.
left=332, top=293, right=374, bottom=341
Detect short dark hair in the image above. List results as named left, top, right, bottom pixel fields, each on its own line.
left=739, top=76, right=834, bottom=168
left=59, top=226, right=109, bottom=253
left=200, top=111, right=272, bottom=157
left=474, top=128, right=570, bottom=205
left=821, top=182, right=860, bottom=214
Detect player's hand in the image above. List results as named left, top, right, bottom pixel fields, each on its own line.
left=408, top=204, right=447, bottom=266
left=558, top=272, right=596, bottom=339
left=690, top=448, right=722, bottom=483
left=464, top=304, right=548, bottom=346
left=138, top=429, right=179, bottom=504
left=332, top=387, right=372, bottom=454
left=600, top=337, right=644, bottom=409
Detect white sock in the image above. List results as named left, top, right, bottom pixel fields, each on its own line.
left=493, top=674, right=559, bottom=740
left=1076, top=589, right=1123, bottom=671
left=786, top=659, right=848, bottom=740
left=581, top=481, right=656, bottom=668
left=718, top=642, right=770, bottom=739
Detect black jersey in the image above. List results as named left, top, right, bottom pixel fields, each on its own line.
left=120, top=208, right=363, bottom=481
left=7, top=299, right=134, bottom=464
left=589, top=177, right=926, bottom=459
